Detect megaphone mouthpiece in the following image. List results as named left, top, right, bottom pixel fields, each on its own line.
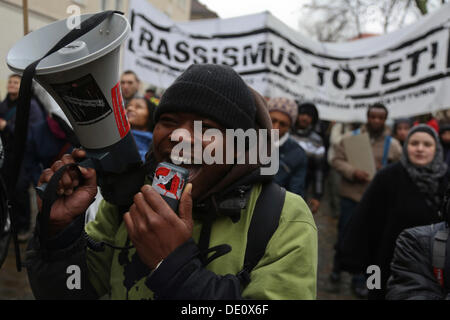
left=54, top=40, right=90, bottom=66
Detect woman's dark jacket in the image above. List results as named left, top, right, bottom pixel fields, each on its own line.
left=337, top=161, right=448, bottom=300
left=386, top=222, right=449, bottom=300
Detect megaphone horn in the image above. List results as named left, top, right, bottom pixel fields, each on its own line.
left=7, top=10, right=144, bottom=179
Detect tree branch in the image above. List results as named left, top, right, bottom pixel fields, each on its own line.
left=414, top=0, right=428, bottom=15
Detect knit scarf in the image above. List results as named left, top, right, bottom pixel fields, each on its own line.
left=400, top=124, right=448, bottom=211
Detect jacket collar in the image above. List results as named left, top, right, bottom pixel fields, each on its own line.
left=193, top=168, right=272, bottom=223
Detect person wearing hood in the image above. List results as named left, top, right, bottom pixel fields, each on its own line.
left=338, top=124, right=449, bottom=299
left=291, top=102, right=325, bottom=214
left=268, top=97, right=308, bottom=197
left=386, top=184, right=450, bottom=300
left=26, top=64, right=317, bottom=300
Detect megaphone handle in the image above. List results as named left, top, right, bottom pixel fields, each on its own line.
left=35, top=158, right=96, bottom=198
left=37, top=158, right=101, bottom=247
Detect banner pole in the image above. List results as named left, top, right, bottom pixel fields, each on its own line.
left=23, top=0, right=29, bottom=35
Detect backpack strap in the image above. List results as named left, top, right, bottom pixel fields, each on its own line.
left=237, top=182, right=286, bottom=287
left=381, top=136, right=392, bottom=168
left=445, top=228, right=450, bottom=291
left=432, top=228, right=449, bottom=288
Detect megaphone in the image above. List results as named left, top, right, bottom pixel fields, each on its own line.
left=6, top=11, right=144, bottom=207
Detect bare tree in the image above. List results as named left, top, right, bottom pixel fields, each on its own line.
left=415, top=0, right=429, bottom=14
left=298, top=0, right=446, bottom=42
left=415, top=0, right=449, bottom=14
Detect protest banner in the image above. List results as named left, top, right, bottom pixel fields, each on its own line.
left=124, top=0, right=450, bottom=122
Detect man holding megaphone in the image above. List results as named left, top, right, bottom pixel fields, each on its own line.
left=25, top=63, right=318, bottom=300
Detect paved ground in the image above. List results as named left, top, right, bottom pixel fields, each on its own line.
left=0, top=242, right=34, bottom=300
left=315, top=200, right=358, bottom=300
left=0, top=182, right=360, bottom=300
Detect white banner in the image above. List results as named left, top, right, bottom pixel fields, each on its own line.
left=124, top=0, right=450, bottom=122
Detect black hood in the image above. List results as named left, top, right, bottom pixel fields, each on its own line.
left=296, top=101, right=319, bottom=126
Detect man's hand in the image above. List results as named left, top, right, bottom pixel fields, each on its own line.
left=353, top=169, right=370, bottom=183
left=37, top=149, right=97, bottom=235
left=123, top=184, right=194, bottom=269
left=308, top=198, right=320, bottom=214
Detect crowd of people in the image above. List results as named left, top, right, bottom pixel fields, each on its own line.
left=1, top=63, right=450, bottom=300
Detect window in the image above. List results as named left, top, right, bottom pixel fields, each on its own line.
left=176, top=0, right=186, bottom=10
left=72, top=0, right=86, bottom=6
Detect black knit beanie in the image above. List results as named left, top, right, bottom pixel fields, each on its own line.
left=154, top=64, right=256, bottom=130
left=297, top=101, right=319, bottom=125
left=407, top=123, right=438, bottom=143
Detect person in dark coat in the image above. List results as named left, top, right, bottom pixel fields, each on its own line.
left=291, top=101, right=325, bottom=214
left=0, top=74, right=46, bottom=237
left=337, top=124, right=449, bottom=300
left=0, top=138, right=10, bottom=268
left=0, top=75, right=46, bottom=141
left=268, top=98, right=308, bottom=197
left=386, top=180, right=450, bottom=300
left=385, top=220, right=449, bottom=300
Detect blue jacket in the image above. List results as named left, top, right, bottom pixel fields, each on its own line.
left=0, top=95, right=45, bottom=139
left=0, top=95, right=46, bottom=188
left=131, top=129, right=153, bottom=162
left=274, top=137, right=308, bottom=197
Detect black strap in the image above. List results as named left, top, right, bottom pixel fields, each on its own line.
left=39, top=163, right=81, bottom=246
left=237, top=182, right=286, bottom=287
left=0, top=173, right=8, bottom=235
left=197, top=195, right=219, bottom=255
left=444, top=227, right=450, bottom=292
left=10, top=11, right=123, bottom=271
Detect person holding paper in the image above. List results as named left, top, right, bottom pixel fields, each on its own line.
left=328, top=103, right=402, bottom=298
